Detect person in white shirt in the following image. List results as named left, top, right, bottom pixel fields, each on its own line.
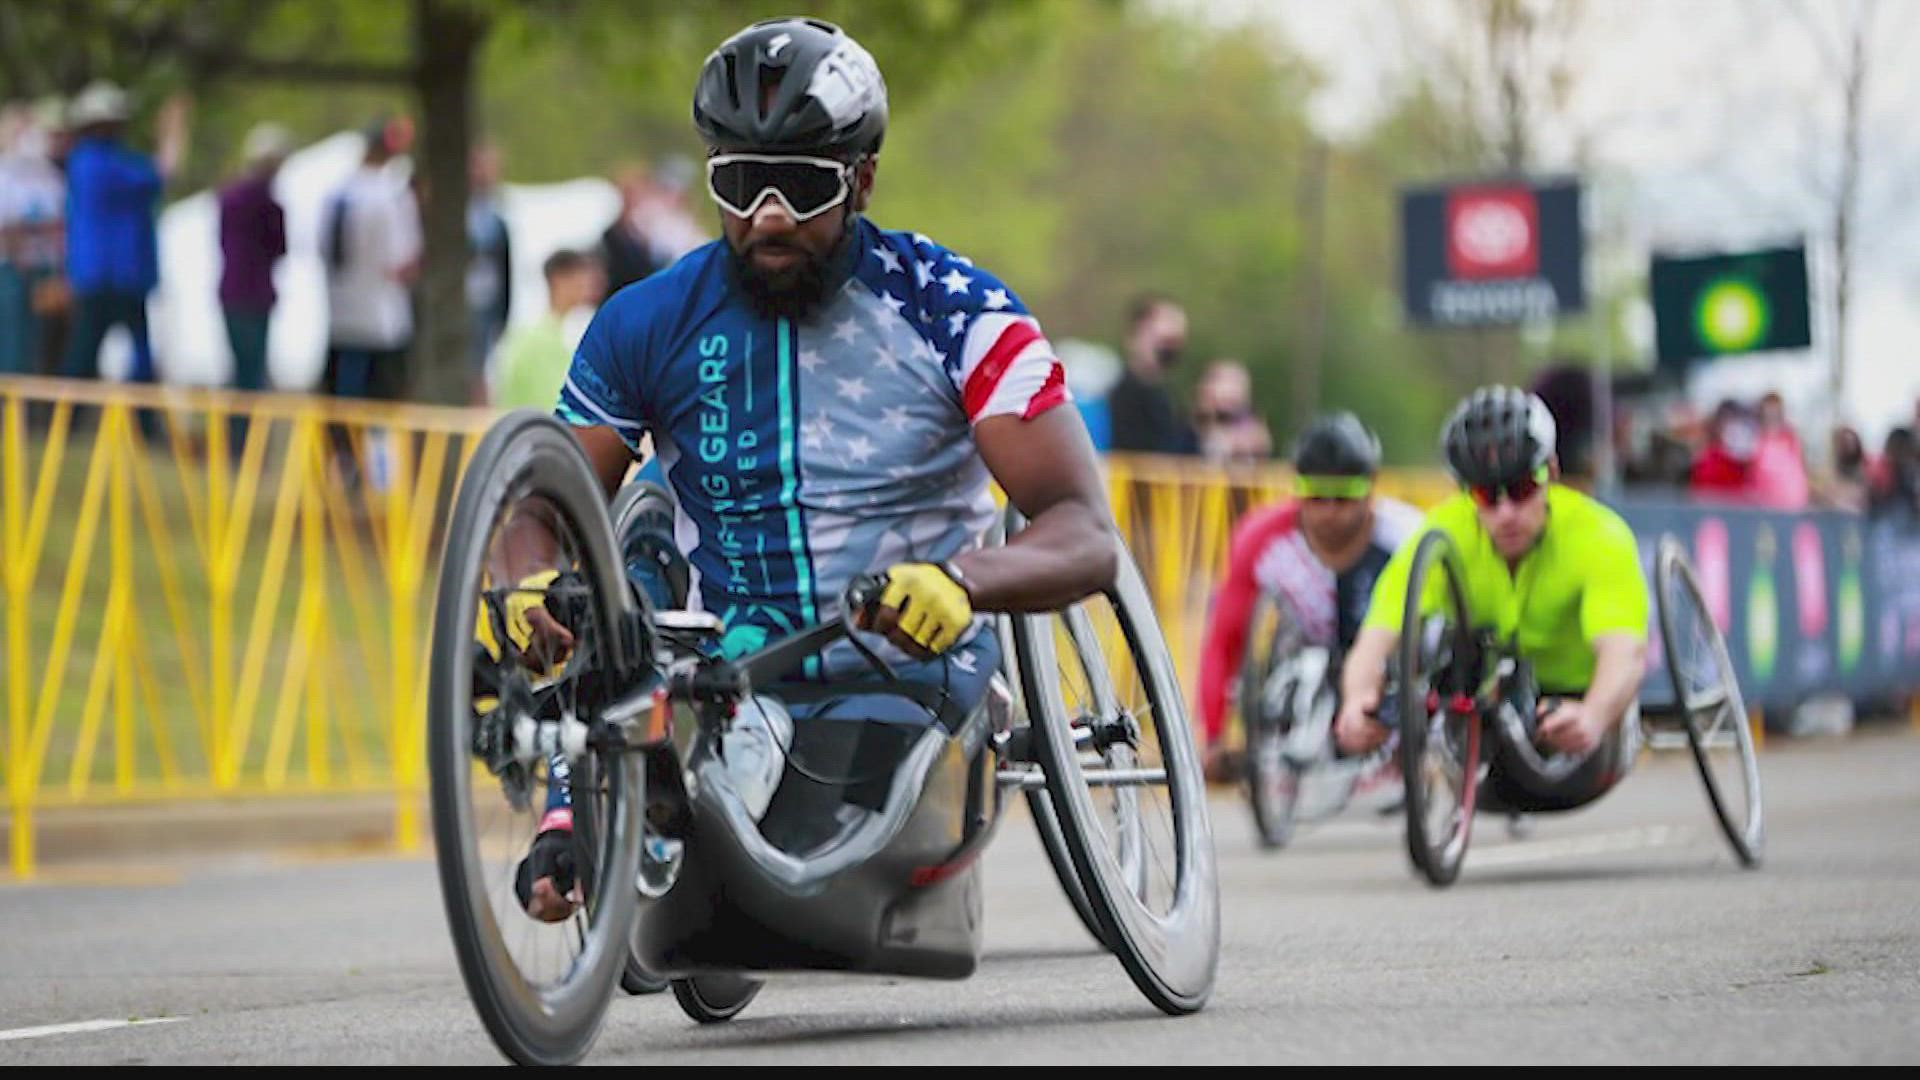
left=322, top=116, right=421, bottom=404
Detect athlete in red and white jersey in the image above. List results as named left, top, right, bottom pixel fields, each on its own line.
left=1197, top=413, right=1419, bottom=775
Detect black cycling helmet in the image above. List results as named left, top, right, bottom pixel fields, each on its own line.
left=692, top=18, right=888, bottom=157
left=1441, top=385, right=1557, bottom=487
left=1292, top=412, right=1382, bottom=477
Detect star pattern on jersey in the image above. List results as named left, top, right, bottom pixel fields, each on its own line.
left=859, top=231, right=1034, bottom=386
left=801, top=412, right=837, bottom=451
left=844, top=434, right=877, bottom=464
left=881, top=405, right=913, bottom=432
left=835, top=375, right=873, bottom=404
left=798, top=347, right=825, bottom=373
left=831, top=317, right=860, bottom=344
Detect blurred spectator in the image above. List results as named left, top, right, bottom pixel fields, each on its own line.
left=61, top=82, right=187, bottom=387
left=491, top=249, right=604, bottom=410
left=1054, top=338, right=1122, bottom=452
left=599, top=163, right=667, bottom=297
left=1822, top=425, right=1872, bottom=513
left=639, top=154, right=707, bottom=263
left=322, top=116, right=421, bottom=406
left=1530, top=364, right=1597, bottom=488
left=0, top=97, right=66, bottom=376
left=1108, top=293, right=1197, bottom=455
left=1191, top=359, right=1271, bottom=465
left=1690, top=399, right=1758, bottom=502
left=1870, top=427, right=1919, bottom=519
left=1748, top=391, right=1809, bottom=510
left=465, top=140, right=512, bottom=404
left=217, top=122, right=290, bottom=402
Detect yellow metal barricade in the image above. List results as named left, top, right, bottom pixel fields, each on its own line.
left=0, top=376, right=1449, bottom=877
left=1, top=377, right=489, bottom=876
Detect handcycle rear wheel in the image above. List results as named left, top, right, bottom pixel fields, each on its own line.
left=1397, top=531, right=1482, bottom=888
left=1655, top=536, right=1764, bottom=867
left=428, top=411, right=644, bottom=1066
left=1011, top=525, right=1219, bottom=1014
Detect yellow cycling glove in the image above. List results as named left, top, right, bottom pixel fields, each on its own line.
left=877, top=562, right=973, bottom=655
left=475, top=568, right=563, bottom=662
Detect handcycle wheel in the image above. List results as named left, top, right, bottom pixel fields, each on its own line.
left=429, top=411, right=644, bottom=1066
left=671, top=975, right=764, bottom=1024
left=1240, top=591, right=1307, bottom=850
left=610, top=478, right=680, bottom=996
left=1655, top=536, right=1764, bottom=867
left=988, top=512, right=1111, bottom=951
left=1011, top=524, right=1219, bottom=1014
left=1397, top=531, right=1482, bottom=888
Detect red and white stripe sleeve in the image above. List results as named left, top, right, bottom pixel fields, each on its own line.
left=954, top=312, right=1071, bottom=424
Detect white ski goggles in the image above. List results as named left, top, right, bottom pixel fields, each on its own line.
left=705, top=154, right=855, bottom=222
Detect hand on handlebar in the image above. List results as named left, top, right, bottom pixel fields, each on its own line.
left=1534, top=696, right=1601, bottom=756
left=475, top=570, right=577, bottom=672
left=852, top=563, right=973, bottom=660
left=1334, top=686, right=1388, bottom=755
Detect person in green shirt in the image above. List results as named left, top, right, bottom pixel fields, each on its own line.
left=490, top=248, right=606, bottom=409
left=1335, top=386, right=1650, bottom=812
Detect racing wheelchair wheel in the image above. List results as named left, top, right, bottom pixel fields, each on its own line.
left=610, top=478, right=683, bottom=996
left=429, top=411, right=645, bottom=1066
left=670, top=975, right=764, bottom=1024
left=987, top=509, right=1111, bottom=951
left=1397, top=531, right=1483, bottom=888
left=1010, top=521, right=1219, bottom=1014
left=1655, top=536, right=1764, bottom=867
left=1240, top=591, right=1308, bottom=850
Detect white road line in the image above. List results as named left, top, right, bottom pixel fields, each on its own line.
left=1465, top=824, right=1690, bottom=868
left=0, top=1018, right=183, bottom=1043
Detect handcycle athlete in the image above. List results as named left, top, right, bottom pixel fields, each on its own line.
left=1195, top=413, right=1419, bottom=843
left=1334, top=387, right=1651, bottom=879
left=478, top=16, right=1119, bottom=926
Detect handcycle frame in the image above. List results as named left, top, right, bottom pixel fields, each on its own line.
left=431, top=411, right=1217, bottom=1066
left=1390, top=529, right=1765, bottom=888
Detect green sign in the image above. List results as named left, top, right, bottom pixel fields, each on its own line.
left=1651, top=246, right=1810, bottom=368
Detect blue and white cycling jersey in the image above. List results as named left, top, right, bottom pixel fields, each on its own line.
left=557, top=217, right=1068, bottom=694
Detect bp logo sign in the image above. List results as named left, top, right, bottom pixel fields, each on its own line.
left=1651, top=246, right=1810, bottom=368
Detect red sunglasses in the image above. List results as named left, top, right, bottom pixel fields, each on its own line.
left=1468, top=467, right=1548, bottom=509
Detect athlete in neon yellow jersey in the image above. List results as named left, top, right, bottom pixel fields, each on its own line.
left=1336, top=386, right=1649, bottom=812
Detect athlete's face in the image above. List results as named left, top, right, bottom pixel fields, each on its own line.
left=718, top=154, right=876, bottom=320
left=1475, top=482, right=1548, bottom=560
left=1298, top=493, right=1372, bottom=554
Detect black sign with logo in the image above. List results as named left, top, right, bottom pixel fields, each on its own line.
left=1650, top=246, right=1811, bottom=368
left=1400, top=179, right=1586, bottom=326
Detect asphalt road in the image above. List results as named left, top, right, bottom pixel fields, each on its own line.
left=2, top=728, right=1916, bottom=1065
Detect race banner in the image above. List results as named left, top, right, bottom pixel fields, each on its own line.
left=1618, top=501, right=1920, bottom=709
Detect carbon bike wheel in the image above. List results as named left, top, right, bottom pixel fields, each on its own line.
left=671, top=975, right=764, bottom=1024
left=610, top=477, right=680, bottom=995
left=1240, top=590, right=1306, bottom=850
left=1397, top=531, right=1482, bottom=888
left=1012, top=529, right=1219, bottom=1015
left=429, top=411, right=643, bottom=1065
left=1656, top=536, right=1764, bottom=867
left=991, top=510, right=1111, bottom=950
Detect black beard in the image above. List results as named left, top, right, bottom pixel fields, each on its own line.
left=727, top=239, right=839, bottom=322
